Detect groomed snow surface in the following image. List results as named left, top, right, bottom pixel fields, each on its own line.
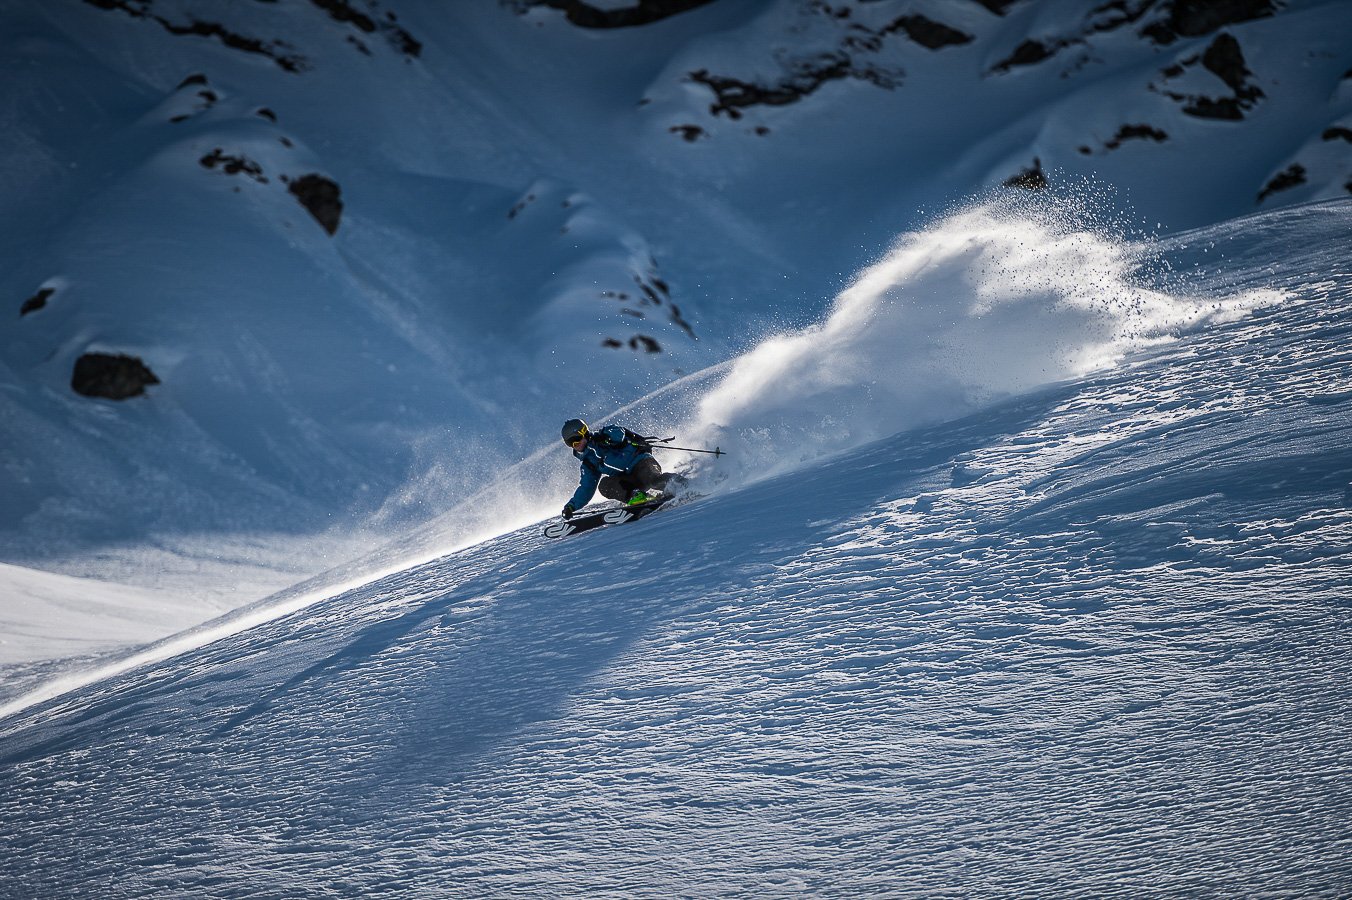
left=1, top=201, right=1350, bottom=896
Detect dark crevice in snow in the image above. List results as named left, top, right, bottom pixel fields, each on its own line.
left=1323, top=127, right=1352, bottom=144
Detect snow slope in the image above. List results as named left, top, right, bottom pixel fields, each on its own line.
left=1, top=200, right=1349, bottom=896
left=3, top=0, right=1351, bottom=649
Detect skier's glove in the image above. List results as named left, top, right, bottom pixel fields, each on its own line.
left=562, top=503, right=575, bottom=520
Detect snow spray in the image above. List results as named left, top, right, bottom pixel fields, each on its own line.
left=680, top=196, right=1277, bottom=486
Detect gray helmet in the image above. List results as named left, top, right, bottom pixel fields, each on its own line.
left=561, top=418, right=588, bottom=446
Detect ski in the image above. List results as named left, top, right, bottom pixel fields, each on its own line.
left=542, top=495, right=671, bottom=539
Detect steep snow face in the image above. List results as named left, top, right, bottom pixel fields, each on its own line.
left=1, top=202, right=1349, bottom=895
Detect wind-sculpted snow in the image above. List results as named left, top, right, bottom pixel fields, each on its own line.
left=1, top=204, right=1350, bottom=896
left=686, top=197, right=1278, bottom=485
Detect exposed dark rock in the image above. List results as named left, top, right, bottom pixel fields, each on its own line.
left=20, top=287, right=54, bottom=316
left=307, top=0, right=421, bottom=57
left=991, top=38, right=1064, bottom=73
left=670, top=124, right=706, bottom=142
left=287, top=174, right=343, bottom=235
left=629, top=335, right=662, bottom=353
left=200, top=148, right=268, bottom=183
left=256, top=107, right=278, bottom=122
left=1257, top=163, right=1306, bottom=202
left=1143, top=0, right=1279, bottom=44
left=602, top=338, right=623, bottom=348
left=176, top=72, right=208, bottom=89
left=1201, top=32, right=1253, bottom=94
left=1323, top=126, right=1352, bottom=143
left=987, top=0, right=1157, bottom=74
left=972, top=0, right=1022, bottom=14
left=518, top=0, right=717, bottom=28
left=1155, top=33, right=1263, bottom=120
left=81, top=0, right=308, bottom=72
left=669, top=302, right=695, bottom=339
left=1104, top=123, right=1169, bottom=150
left=880, top=14, right=973, bottom=50
left=1182, top=95, right=1244, bottom=119
left=71, top=353, right=160, bottom=400
left=691, top=52, right=899, bottom=119
left=1086, top=0, right=1159, bottom=32
left=507, top=193, right=537, bottom=219
left=1004, top=158, right=1048, bottom=190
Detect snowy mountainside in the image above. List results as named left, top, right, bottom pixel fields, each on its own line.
left=1, top=200, right=1350, bottom=896
left=2, top=1, right=1351, bottom=661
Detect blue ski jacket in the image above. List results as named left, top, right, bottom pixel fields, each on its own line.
left=568, top=425, right=654, bottom=510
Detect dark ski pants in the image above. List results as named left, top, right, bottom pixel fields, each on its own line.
left=598, top=457, right=670, bottom=501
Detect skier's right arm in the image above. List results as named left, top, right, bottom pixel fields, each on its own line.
left=568, top=462, right=601, bottom=512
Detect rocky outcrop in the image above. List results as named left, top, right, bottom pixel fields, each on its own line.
left=602, top=335, right=663, bottom=353
left=1106, top=123, right=1169, bottom=150
left=1004, top=158, right=1048, bottom=190
left=286, top=174, right=344, bottom=235
left=1257, top=164, right=1306, bottom=202
left=71, top=353, right=160, bottom=400
left=20, top=287, right=54, bottom=317
left=683, top=3, right=969, bottom=122
left=82, top=0, right=422, bottom=69
left=515, top=0, right=717, bottom=28
left=858, top=14, right=973, bottom=52
left=306, top=0, right=421, bottom=58
left=82, top=0, right=308, bottom=72
left=691, top=53, right=900, bottom=120
left=1154, top=33, right=1264, bottom=120
left=1142, top=0, right=1280, bottom=45
left=670, top=124, right=706, bottom=142
left=200, top=149, right=269, bottom=183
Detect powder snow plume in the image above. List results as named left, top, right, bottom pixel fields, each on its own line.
left=681, top=198, right=1277, bottom=485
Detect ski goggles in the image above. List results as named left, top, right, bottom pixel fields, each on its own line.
left=564, top=424, right=588, bottom=446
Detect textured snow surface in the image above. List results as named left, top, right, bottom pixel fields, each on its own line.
left=2, top=204, right=1349, bottom=896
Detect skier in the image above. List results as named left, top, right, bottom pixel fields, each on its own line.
left=560, top=418, right=674, bottom=519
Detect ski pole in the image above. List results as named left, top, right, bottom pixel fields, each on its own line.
left=652, top=444, right=724, bottom=457
left=643, top=436, right=725, bottom=457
